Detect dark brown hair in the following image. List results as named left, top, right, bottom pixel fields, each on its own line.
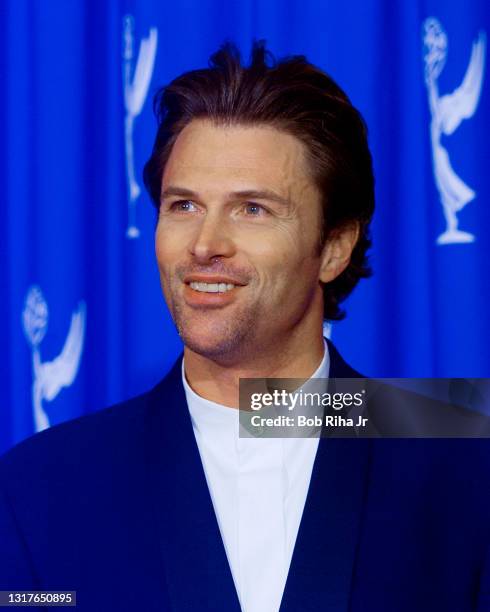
left=144, top=41, right=375, bottom=320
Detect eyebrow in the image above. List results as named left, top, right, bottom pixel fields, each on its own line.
left=160, top=186, right=291, bottom=207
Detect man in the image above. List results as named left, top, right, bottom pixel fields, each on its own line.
left=1, top=42, right=489, bottom=611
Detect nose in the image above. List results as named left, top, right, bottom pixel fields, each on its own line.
left=189, top=211, right=235, bottom=263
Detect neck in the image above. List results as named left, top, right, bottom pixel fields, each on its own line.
left=183, top=330, right=326, bottom=408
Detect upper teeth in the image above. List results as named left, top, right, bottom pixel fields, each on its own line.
left=189, top=282, right=236, bottom=293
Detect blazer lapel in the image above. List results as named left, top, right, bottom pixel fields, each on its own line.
left=280, top=340, right=372, bottom=611
left=144, top=357, right=241, bottom=612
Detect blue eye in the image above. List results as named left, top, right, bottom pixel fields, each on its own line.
left=244, top=203, right=267, bottom=216
left=171, top=200, right=196, bottom=212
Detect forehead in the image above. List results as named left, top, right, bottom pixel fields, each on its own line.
left=162, top=119, right=313, bottom=193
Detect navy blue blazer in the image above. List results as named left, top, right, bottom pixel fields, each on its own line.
left=1, top=341, right=490, bottom=611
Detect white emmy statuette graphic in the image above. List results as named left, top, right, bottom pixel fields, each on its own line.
left=423, top=18, right=486, bottom=245
left=22, top=286, right=86, bottom=432
left=123, top=15, right=158, bottom=239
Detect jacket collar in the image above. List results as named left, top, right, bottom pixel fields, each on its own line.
left=280, top=339, right=370, bottom=611
left=327, top=338, right=363, bottom=378
left=144, top=358, right=241, bottom=611
left=144, top=340, right=370, bottom=612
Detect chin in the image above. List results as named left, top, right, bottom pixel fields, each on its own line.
left=170, top=297, right=263, bottom=361
left=177, top=320, right=251, bottom=362
left=180, top=330, right=241, bottom=357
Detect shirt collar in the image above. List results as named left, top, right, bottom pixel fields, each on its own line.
left=183, top=338, right=330, bottom=435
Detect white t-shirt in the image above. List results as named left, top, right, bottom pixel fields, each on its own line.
left=183, top=341, right=329, bottom=612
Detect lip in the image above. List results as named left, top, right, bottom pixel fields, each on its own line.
left=184, top=274, right=247, bottom=286
left=183, top=281, right=243, bottom=308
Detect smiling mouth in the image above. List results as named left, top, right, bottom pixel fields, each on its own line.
left=188, top=281, right=237, bottom=293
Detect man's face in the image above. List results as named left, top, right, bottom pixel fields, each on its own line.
left=156, top=119, right=329, bottom=362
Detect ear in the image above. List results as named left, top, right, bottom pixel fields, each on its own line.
left=319, top=223, right=360, bottom=283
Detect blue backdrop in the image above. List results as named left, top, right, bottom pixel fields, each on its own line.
left=2, top=0, right=489, bottom=453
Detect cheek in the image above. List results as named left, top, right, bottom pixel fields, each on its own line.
left=155, top=231, right=176, bottom=279
left=155, top=220, right=183, bottom=265
left=155, top=216, right=199, bottom=260
left=154, top=232, right=166, bottom=268
left=234, top=229, right=290, bottom=285
left=237, top=227, right=319, bottom=294
left=238, top=223, right=302, bottom=258
left=253, top=224, right=318, bottom=274
left=154, top=231, right=178, bottom=308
